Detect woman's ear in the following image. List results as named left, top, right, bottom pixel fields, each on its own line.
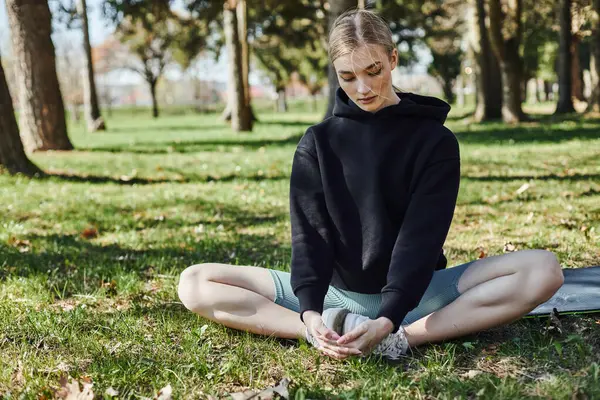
left=390, top=48, right=399, bottom=70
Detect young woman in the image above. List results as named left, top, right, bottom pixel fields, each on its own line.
left=177, top=9, right=564, bottom=360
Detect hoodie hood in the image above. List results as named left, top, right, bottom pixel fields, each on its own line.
left=332, top=87, right=451, bottom=123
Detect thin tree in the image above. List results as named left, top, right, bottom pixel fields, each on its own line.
left=0, top=54, right=41, bottom=175
left=119, top=17, right=177, bottom=118
left=5, top=0, right=73, bottom=151
left=487, top=0, right=527, bottom=123
left=588, top=0, right=600, bottom=112
left=77, top=0, right=106, bottom=131
left=237, top=0, right=254, bottom=128
left=470, top=0, right=502, bottom=121
left=324, top=0, right=357, bottom=120
left=224, top=0, right=251, bottom=131
left=555, top=0, right=576, bottom=113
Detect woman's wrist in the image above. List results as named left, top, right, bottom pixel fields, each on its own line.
left=302, top=310, right=321, bottom=325
left=376, top=317, right=395, bottom=335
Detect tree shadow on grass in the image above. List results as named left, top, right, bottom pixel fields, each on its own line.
left=259, top=120, right=313, bottom=127
left=0, top=230, right=290, bottom=294
left=455, top=125, right=600, bottom=145
left=104, top=124, right=228, bottom=134
left=37, top=171, right=289, bottom=185
left=463, top=173, right=600, bottom=183
left=78, top=133, right=304, bottom=154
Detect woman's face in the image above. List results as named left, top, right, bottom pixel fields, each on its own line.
left=333, top=44, right=399, bottom=113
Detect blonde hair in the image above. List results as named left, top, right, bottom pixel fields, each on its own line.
left=328, top=8, right=401, bottom=92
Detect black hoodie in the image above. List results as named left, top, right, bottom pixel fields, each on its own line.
left=290, top=88, right=460, bottom=332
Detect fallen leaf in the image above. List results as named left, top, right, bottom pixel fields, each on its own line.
left=461, top=370, right=483, bottom=379
left=515, top=183, right=530, bottom=195
left=503, top=242, right=516, bottom=252
left=229, top=377, right=290, bottom=400
left=476, top=247, right=487, bottom=259
left=81, top=228, right=98, bottom=239
left=154, top=384, right=172, bottom=400
left=12, top=361, right=24, bottom=386
left=55, top=375, right=94, bottom=400
left=8, top=238, right=31, bottom=253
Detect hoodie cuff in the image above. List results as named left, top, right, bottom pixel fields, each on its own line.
left=295, top=285, right=327, bottom=322
left=376, top=291, right=412, bottom=333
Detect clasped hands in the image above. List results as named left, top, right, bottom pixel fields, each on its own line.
left=303, top=310, right=394, bottom=360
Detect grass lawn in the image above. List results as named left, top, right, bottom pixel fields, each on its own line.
left=1, top=102, right=599, bottom=399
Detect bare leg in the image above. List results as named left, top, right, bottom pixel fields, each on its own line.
left=403, top=250, right=564, bottom=348
left=178, top=263, right=305, bottom=339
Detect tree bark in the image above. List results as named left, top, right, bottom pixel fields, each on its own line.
left=323, top=0, right=356, bottom=120
left=6, top=0, right=73, bottom=151
left=487, top=0, right=526, bottom=123
left=555, top=0, right=576, bottom=114
left=77, top=0, right=105, bottom=132
left=588, top=0, right=600, bottom=112
left=445, top=76, right=457, bottom=105
left=236, top=0, right=255, bottom=128
left=0, top=56, right=41, bottom=175
left=224, top=0, right=251, bottom=131
left=571, top=37, right=584, bottom=101
left=276, top=88, right=288, bottom=112
left=472, top=0, right=502, bottom=121
left=149, top=79, right=159, bottom=118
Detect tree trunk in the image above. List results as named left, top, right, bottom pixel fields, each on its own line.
left=323, top=0, right=356, bottom=120
left=571, top=36, right=584, bottom=101
left=590, top=37, right=600, bottom=110
left=236, top=0, right=254, bottom=129
left=6, top=0, right=73, bottom=152
left=451, top=75, right=460, bottom=106
left=472, top=0, right=502, bottom=122
left=0, top=56, right=41, bottom=175
left=544, top=80, right=553, bottom=101
left=535, top=78, right=543, bottom=102
left=588, top=0, right=600, bottom=112
left=276, top=88, right=288, bottom=112
left=555, top=0, right=576, bottom=114
left=224, top=0, right=251, bottom=131
left=487, top=0, right=526, bottom=123
left=77, top=0, right=105, bottom=132
left=150, top=79, right=159, bottom=118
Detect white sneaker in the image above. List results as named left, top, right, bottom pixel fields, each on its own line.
left=321, top=308, right=410, bottom=360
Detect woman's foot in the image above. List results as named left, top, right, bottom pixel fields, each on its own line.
left=317, top=308, right=410, bottom=360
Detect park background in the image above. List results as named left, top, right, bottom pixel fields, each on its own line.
left=0, top=0, right=599, bottom=398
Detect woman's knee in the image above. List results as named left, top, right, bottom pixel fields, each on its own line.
left=178, top=263, right=218, bottom=312
left=524, top=250, right=564, bottom=304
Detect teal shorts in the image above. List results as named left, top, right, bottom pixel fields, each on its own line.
left=268, top=261, right=474, bottom=326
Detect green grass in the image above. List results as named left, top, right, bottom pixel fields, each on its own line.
left=1, top=101, right=599, bottom=399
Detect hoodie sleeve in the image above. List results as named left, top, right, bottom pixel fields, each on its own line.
left=289, top=142, right=334, bottom=321
left=376, top=134, right=460, bottom=332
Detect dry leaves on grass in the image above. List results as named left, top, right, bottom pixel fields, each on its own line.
left=12, top=362, right=25, bottom=387
left=81, top=227, right=98, bottom=239
left=229, top=378, right=290, bottom=400
left=476, top=247, right=487, bottom=259
left=460, top=369, right=483, bottom=379
left=55, top=376, right=94, bottom=400
left=8, top=237, right=31, bottom=253
left=503, top=242, right=516, bottom=253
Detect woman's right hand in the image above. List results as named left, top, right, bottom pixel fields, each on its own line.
left=303, top=311, right=362, bottom=360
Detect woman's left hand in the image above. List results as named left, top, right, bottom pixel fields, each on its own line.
left=335, top=317, right=395, bottom=355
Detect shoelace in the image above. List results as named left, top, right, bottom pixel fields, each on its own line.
left=373, top=326, right=409, bottom=360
